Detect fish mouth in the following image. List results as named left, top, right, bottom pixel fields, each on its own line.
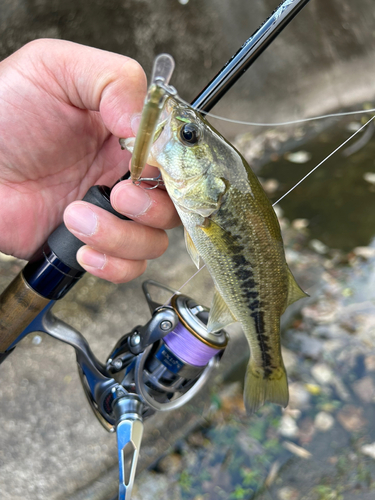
left=150, top=116, right=172, bottom=161
left=153, top=118, right=167, bottom=144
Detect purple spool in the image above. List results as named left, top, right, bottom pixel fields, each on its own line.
left=164, top=321, right=221, bottom=367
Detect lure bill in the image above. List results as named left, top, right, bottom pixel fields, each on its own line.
left=120, top=54, right=176, bottom=183
left=127, top=96, right=308, bottom=414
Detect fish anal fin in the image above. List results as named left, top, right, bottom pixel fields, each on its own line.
left=285, top=267, right=309, bottom=310
left=184, top=228, right=200, bottom=269
left=207, top=288, right=237, bottom=332
left=243, top=362, right=289, bottom=415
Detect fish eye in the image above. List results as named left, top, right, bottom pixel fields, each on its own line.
left=180, top=123, right=200, bottom=145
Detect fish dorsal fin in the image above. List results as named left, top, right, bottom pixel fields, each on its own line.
left=285, top=267, right=309, bottom=310
left=184, top=228, right=200, bottom=269
left=207, top=288, right=237, bottom=333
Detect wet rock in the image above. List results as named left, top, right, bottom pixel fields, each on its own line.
left=277, top=486, right=300, bottom=500
left=298, top=417, right=316, bottom=445
left=337, top=405, right=367, bottom=432
left=365, top=355, right=375, bottom=372
left=288, top=382, right=311, bottom=410
left=363, top=172, right=375, bottom=185
left=302, top=299, right=341, bottom=324
left=236, top=435, right=264, bottom=457
left=353, top=246, right=375, bottom=259
left=309, top=239, right=329, bottom=255
left=186, top=431, right=205, bottom=448
left=156, top=453, right=183, bottom=475
left=219, top=382, right=246, bottom=416
left=323, top=339, right=346, bottom=354
left=312, top=324, right=348, bottom=339
left=261, top=178, right=280, bottom=194
left=293, top=332, right=324, bottom=359
left=132, top=473, right=181, bottom=500
left=314, top=411, right=335, bottom=432
left=285, top=150, right=312, bottom=164
left=292, top=218, right=309, bottom=230
left=352, top=376, right=375, bottom=403
left=283, top=408, right=302, bottom=420
left=281, top=347, right=298, bottom=371
left=360, top=442, right=375, bottom=460
left=330, top=375, right=351, bottom=402
left=278, top=414, right=299, bottom=438
left=311, top=363, right=334, bottom=385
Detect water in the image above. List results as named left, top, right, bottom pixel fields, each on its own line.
left=258, top=113, right=375, bottom=252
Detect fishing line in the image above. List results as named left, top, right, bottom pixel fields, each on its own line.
left=162, top=264, right=206, bottom=307
left=165, top=115, right=375, bottom=300
left=193, top=106, right=375, bottom=127
left=272, top=115, right=375, bottom=206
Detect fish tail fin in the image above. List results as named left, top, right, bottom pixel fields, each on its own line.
left=243, top=361, right=289, bottom=415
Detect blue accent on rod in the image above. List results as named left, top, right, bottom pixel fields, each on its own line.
left=23, top=243, right=84, bottom=300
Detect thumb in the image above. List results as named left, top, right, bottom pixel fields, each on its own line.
left=15, top=39, right=147, bottom=138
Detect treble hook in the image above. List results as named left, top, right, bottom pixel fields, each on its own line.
left=132, top=172, right=164, bottom=190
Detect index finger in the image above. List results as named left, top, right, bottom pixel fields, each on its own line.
left=110, top=179, right=181, bottom=230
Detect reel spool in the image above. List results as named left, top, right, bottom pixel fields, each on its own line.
left=113, top=280, right=229, bottom=413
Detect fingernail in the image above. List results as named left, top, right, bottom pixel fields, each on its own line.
left=131, top=114, right=142, bottom=135
left=78, top=248, right=106, bottom=269
left=65, top=204, right=98, bottom=236
left=112, top=183, right=151, bottom=217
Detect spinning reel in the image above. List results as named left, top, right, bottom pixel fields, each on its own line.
left=20, top=280, right=228, bottom=499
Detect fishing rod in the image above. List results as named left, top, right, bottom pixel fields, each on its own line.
left=0, top=1, right=312, bottom=498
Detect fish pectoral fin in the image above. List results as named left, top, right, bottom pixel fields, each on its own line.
left=285, top=267, right=309, bottom=311
left=199, top=218, right=233, bottom=253
left=207, top=289, right=237, bottom=332
left=184, top=228, right=201, bottom=269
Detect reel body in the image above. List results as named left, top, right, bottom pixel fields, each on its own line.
left=36, top=279, right=229, bottom=499
left=106, top=282, right=228, bottom=415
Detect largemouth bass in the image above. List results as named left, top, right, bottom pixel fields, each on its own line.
left=132, top=97, right=308, bottom=413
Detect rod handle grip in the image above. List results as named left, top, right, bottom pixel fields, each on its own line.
left=47, top=185, right=129, bottom=272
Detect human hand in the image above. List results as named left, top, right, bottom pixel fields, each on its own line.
left=0, top=39, right=180, bottom=283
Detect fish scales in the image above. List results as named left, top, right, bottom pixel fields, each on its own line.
left=190, top=173, right=288, bottom=377
left=142, top=96, right=307, bottom=413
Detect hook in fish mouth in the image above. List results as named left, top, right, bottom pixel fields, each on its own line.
left=132, top=172, right=164, bottom=190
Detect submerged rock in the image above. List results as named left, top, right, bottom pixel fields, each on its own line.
left=311, top=363, right=334, bottom=385
left=314, top=412, right=335, bottom=432
left=277, top=486, right=300, bottom=500
left=337, top=405, right=367, bottom=432
left=278, top=414, right=299, bottom=438
left=360, top=442, right=375, bottom=460
left=352, top=376, right=375, bottom=403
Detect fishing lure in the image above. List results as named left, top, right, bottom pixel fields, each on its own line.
left=120, top=53, right=176, bottom=183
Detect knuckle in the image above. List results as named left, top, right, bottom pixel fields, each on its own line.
left=155, top=231, right=169, bottom=257
left=112, top=260, right=147, bottom=284
left=123, top=58, right=147, bottom=87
